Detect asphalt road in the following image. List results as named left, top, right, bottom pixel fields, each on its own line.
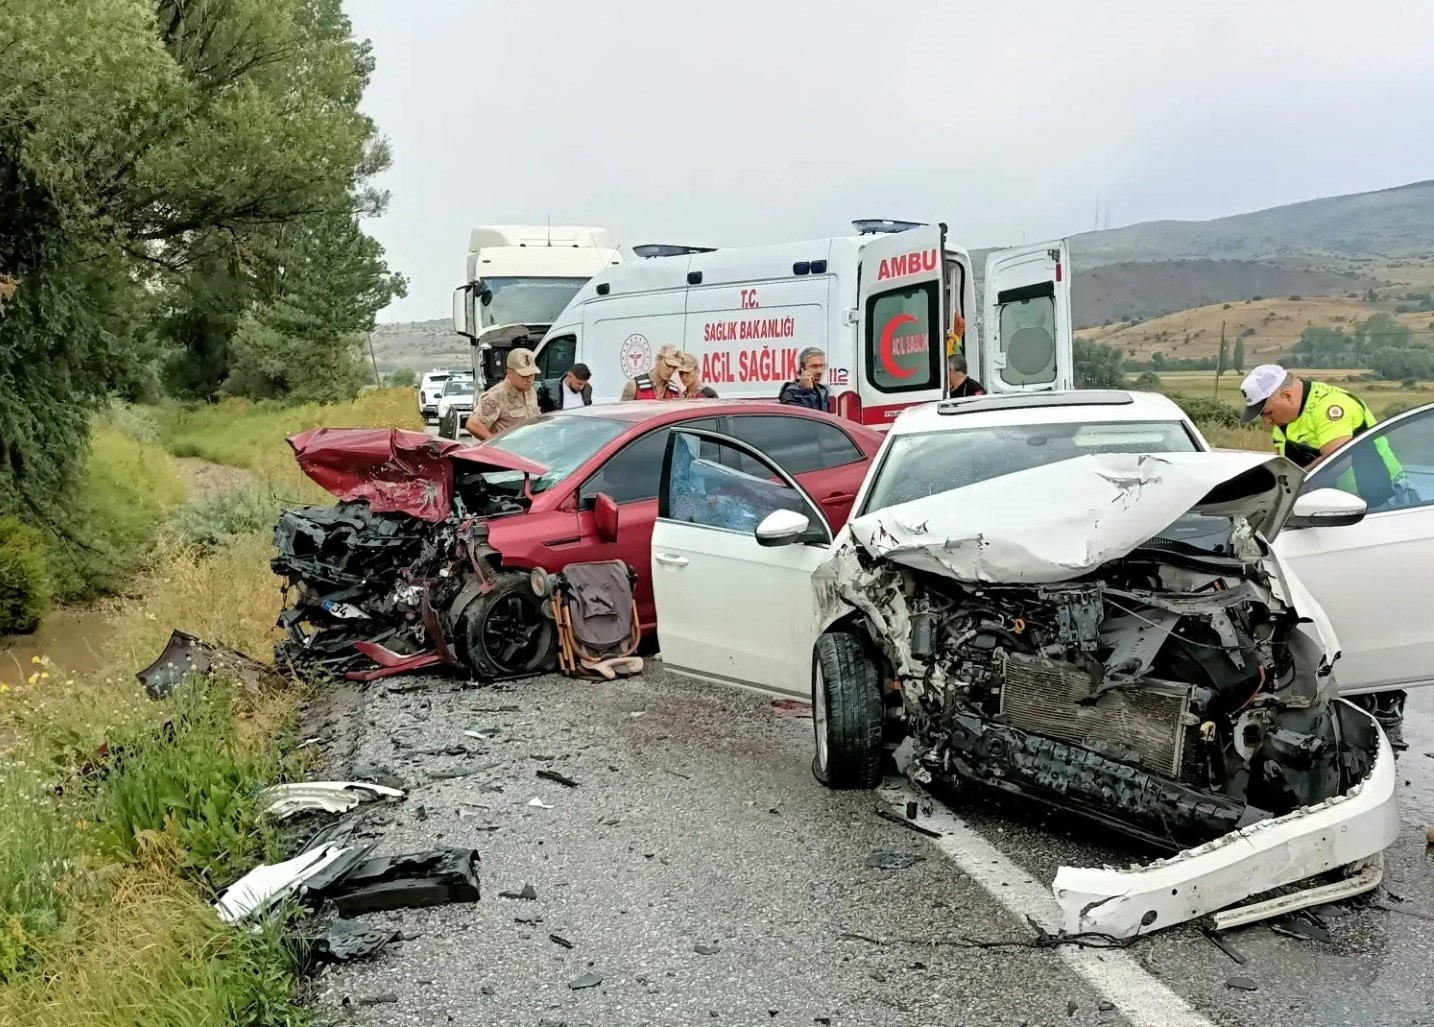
left=305, top=666, right=1434, bottom=1027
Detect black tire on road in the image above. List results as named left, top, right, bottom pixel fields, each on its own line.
left=811, top=630, right=884, bottom=790
left=455, top=571, right=557, bottom=680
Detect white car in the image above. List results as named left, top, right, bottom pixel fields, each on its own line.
left=647, top=390, right=1431, bottom=939
left=418, top=369, right=464, bottom=420
left=435, top=375, right=476, bottom=422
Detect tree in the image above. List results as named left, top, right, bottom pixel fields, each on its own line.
left=1232, top=335, right=1245, bottom=372
left=387, top=368, right=417, bottom=387
left=1074, top=339, right=1126, bottom=389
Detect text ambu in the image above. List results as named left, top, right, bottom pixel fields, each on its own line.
left=702, top=347, right=801, bottom=384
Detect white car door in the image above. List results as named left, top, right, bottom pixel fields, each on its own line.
left=981, top=240, right=1074, bottom=393
left=650, top=427, right=832, bottom=698
left=1273, top=404, right=1434, bottom=694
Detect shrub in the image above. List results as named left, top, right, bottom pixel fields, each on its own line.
left=89, top=679, right=282, bottom=887
left=1134, top=370, right=1162, bottom=389
left=168, top=484, right=283, bottom=551
left=1173, top=394, right=1242, bottom=429
left=0, top=770, right=75, bottom=980
left=0, top=516, right=50, bottom=635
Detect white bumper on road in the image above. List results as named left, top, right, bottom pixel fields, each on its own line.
left=1052, top=700, right=1400, bottom=938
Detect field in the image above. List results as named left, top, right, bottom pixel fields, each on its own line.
left=1080, top=297, right=1434, bottom=361
left=0, top=389, right=421, bottom=1027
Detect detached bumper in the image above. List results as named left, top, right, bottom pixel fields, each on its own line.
left=1052, top=699, right=1399, bottom=938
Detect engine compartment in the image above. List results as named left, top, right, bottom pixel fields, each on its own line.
left=842, top=515, right=1376, bottom=850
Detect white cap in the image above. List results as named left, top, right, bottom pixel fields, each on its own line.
left=1239, top=364, right=1288, bottom=422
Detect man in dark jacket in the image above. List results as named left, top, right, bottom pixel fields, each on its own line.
left=777, top=347, right=830, bottom=410
left=537, top=363, right=593, bottom=413
left=947, top=354, right=985, bottom=398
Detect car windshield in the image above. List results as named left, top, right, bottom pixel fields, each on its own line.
left=443, top=378, right=474, bottom=396
left=860, top=419, right=1200, bottom=515
left=483, top=277, right=587, bottom=327
left=471, top=414, right=629, bottom=494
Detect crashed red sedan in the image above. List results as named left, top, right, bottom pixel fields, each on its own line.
left=272, top=402, right=883, bottom=682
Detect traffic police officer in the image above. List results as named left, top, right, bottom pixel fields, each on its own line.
left=1239, top=363, right=1410, bottom=749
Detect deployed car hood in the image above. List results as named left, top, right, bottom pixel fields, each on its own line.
left=288, top=427, right=548, bottom=523
left=833, top=451, right=1302, bottom=584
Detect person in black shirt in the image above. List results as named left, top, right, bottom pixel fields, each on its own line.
left=777, top=347, right=830, bottom=410
left=947, top=354, right=985, bottom=398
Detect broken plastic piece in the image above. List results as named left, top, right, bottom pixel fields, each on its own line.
left=536, top=769, right=579, bottom=788
left=528, top=797, right=554, bottom=809
left=568, top=971, right=603, bottom=990
left=313, top=848, right=481, bottom=916
left=300, top=918, right=400, bottom=966
left=258, top=781, right=405, bottom=820
left=499, top=883, right=538, bottom=901
left=214, top=844, right=358, bottom=924
left=136, top=629, right=278, bottom=701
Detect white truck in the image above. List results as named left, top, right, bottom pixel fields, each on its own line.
left=530, top=220, right=1075, bottom=428
left=451, top=225, right=623, bottom=390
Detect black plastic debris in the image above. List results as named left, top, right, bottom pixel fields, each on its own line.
left=875, top=806, right=943, bottom=839
left=500, top=882, right=538, bottom=901
left=865, top=850, right=922, bottom=870
left=300, top=918, right=400, bottom=968
left=1225, top=976, right=1259, bottom=991
left=694, top=944, right=720, bottom=955
left=537, top=769, right=580, bottom=788
left=1067, top=999, right=1078, bottom=1016
left=1270, top=915, right=1333, bottom=943
left=136, top=629, right=279, bottom=700
left=569, top=971, right=604, bottom=990
left=311, top=848, right=481, bottom=916
left=549, top=933, right=574, bottom=948
left=1098, top=1000, right=1115, bottom=1012
left=1202, top=929, right=1247, bottom=965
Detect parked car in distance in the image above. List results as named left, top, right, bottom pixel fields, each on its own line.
left=436, top=375, right=476, bottom=436
left=419, top=368, right=465, bottom=421
left=272, top=401, right=885, bottom=682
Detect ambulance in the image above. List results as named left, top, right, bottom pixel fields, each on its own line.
left=529, top=220, right=1074, bottom=427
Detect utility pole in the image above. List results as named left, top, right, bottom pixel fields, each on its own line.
left=1214, top=321, right=1227, bottom=394
left=367, top=331, right=382, bottom=386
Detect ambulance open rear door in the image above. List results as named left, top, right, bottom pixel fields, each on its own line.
left=851, top=223, right=947, bottom=427
left=981, top=240, right=1074, bottom=393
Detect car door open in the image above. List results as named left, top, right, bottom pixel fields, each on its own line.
left=981, top=240, right=1074, bottom=394
left=651, top=427, right=833, bottom=697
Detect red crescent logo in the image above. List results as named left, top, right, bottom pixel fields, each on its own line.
left=880, top=314, right=920, bottom=378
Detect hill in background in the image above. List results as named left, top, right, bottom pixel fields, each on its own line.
left=375, top=178, right=1434, bottom=368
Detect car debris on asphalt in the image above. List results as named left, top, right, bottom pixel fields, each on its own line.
left=257, top=781, right=406, bottom=820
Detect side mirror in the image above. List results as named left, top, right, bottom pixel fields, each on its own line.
left=1286, top=488, right=1368, bottom=530
left=754, top=508, right=811, bottom=548
left=452, top=286, right=472, bottom=338
left=594, top=492, right=620, bottom=542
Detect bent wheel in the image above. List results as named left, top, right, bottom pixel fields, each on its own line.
left=457, top=572, right=557, bottom=679
left=811, top=631, right=883, bottom=790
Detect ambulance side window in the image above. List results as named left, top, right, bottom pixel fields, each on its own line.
left=536, top=335, right=576, bottom=379
left=865, top=282, right=940, bottom=393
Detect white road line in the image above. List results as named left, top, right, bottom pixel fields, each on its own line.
left=881, top=780, right=1215, bottom=1027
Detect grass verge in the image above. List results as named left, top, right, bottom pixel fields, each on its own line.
left=0, top=391, right=419, bottom=1026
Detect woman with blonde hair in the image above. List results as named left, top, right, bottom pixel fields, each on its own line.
left=678, top=352, right=718, bottom=398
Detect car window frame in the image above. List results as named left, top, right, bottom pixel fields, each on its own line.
left=657, top=427, right=833, bottom=543
left=1303, top=403, right=1434, bottom=514
left=577, top=417, right=724, bottom=509
left=720, top=412, right=866, bottom=477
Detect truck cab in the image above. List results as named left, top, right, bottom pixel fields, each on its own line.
left=452, top=225, right=622, bottom=388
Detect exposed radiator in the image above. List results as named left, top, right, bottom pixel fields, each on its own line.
left=996, top=652, right=1189, bottom=777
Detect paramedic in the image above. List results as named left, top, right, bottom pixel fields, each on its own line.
left=622, top=344, right=685, bottom=401
left=1240, top=363, right=1411, bottom=749
left=947, top=354, right=986, bottom=398
left=466, top=347, right=540, bottom=440
left=778, top=347, right=829, bottom=410
left=537, top=363, right=593, bottom=412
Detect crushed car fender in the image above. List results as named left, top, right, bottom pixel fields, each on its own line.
left=257, top=781, right=407, bottom=820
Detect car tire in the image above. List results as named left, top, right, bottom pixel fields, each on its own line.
left=455, top=571, right=557, bottom=680
left=811, top=631, right=883, bottom=790
left=439, top=409, right=459, bottom=439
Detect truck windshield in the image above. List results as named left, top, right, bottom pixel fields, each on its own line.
left=483, top=277, right=587, bottom=327
left=860, top=420, right=1200, bottom=515
left=471, top=414, right=628, bottom=494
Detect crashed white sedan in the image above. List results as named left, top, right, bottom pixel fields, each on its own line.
left=649, top=390, right=1402, bottom=939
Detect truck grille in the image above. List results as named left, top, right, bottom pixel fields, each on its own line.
left=996, top=652, right=1188, bottom=777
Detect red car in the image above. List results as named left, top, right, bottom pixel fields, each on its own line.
left=275, top=401, right=882, bottom=681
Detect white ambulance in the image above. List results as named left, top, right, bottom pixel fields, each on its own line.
left=530, top=220, right=1074, bottom=428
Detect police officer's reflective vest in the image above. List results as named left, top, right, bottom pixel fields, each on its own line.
left=631, top=372, right=658, bottom=400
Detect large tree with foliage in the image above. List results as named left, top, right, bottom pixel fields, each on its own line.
left=1073, top=339, right=1127, bottom=389
left=0, top=0, right=401, bottom=498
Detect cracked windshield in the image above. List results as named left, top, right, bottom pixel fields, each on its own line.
left=3, top=1, right=1432, bottom=1025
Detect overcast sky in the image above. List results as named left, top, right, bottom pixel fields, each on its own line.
left=345, top=0, right=1434, bottom=323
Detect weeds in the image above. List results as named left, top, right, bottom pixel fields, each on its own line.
left=168, top=484, right=284, bottom=551
left=0, top=768, right=76, bottom=981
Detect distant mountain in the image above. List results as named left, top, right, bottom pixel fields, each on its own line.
left=370, top=318, right=470, bottom=373
left=1065, top=179, right=1434, bottom=267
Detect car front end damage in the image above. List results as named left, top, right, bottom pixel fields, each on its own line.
left=270, top=428, right=551, bottom=682
left=817, top=451, right=1399, bottom=937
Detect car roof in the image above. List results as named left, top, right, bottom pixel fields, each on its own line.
left=887, top=389, right=1191, bottom=436
left=556, top=399, right=884, bottom=436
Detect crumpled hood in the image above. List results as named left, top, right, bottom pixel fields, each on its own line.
left=288, top=427, right=549, bottom=523
left=827, top=451, right=1303, bottom=584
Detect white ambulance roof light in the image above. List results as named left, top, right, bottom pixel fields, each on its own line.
left=852, top=219, right=928, bottom=235
left=632, top=244, right=719, bottom=259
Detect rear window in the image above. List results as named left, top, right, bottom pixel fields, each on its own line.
left=995, top=283, right=1057, bottom=387
left=860, top=419, right=1200, bottom=515
left=865, top=281, right=940, bottom=393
